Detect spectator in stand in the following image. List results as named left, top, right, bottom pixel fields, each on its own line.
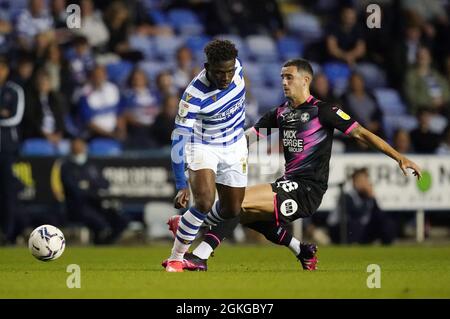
left=404, top=46, right=450, bottom=116
left=15, top=0, right=54, bottom=51
left=67, top=36, right=95, bottom=88
left=154, top=70, right=180, bottom=105
left=40, top=42, right=73, bottom=101
left=401, top=0, right=449, bottom=57
left=10, top=54, right=35, bottom=92
left=172, top=46, right=196, bottom=92
left=78, top=65, right=125, bottom=141
left=22, top=69, right=66, bottom=145
left=341, top=73, right=384, bottom=138
left=341, top=73, right=384, bottom=152
left=61, top=138, right=128, bottom=244
left=149, top=94, right=178, bottom=148
left=103, top=1, right=143, bottom=62
left=72, top=0, right=109, bottom=51
left=50, top=0, right=69, bottom=29
left=326, top=5, right=366, bottom=66
left=0, top=10, right=13, bottom=54
left=207, top=0, right=285, bottom=37
left=392, top=128, right=414, bottom=154
left=311, top=72, right=340, bottom=104
left=327, top=168, right=396, bottom=245
left=121, top=68, right=159, bottom=149
left=388, top=23, right=429, bottom=90
left=436, top=125, right=450, bottom=155
left=410, top=107, right=442, bottom=153
left=0, top=57, right=25, bottom=244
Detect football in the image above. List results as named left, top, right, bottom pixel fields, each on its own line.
left=28, top=225, right=66, bottom=261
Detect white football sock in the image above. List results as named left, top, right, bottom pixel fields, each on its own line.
left=193, top=241, right=214, bottom=260
left=288, top=237, right=301, bottom=256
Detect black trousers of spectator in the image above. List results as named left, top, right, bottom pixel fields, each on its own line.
left=330, top=210, right=396, bottom=245
left=0, top=152, right=16, bottom=243
left=67, top=200, right=128, bottom=245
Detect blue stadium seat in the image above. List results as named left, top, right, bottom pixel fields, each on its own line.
left=264, top=62, right=283, bottom=87
left=88, top=138, right=122, bottom=156
left=383, top=114, right=418, bottom=141
left=106, top=61, right=134, bottom=87
left=153, top=35, right=184, bottom=61
left=21, top=138, right=57, bottom=156
left=242, top=61, right=265, bottom=87
left=310, top=61, right=322, bottom=75
left=148, top=9, right=168, bottom=25
left=373, top=88, right=407, bottom=116
left=285, top=12, right=323, bottom=43
left=138, top=60, right=173, bottom=82
left=277, top=36, right=304, bottom=60
left=322, top=62, right=351, bottom=96
left=252, top=86, right=284, bottom=113
left=184, top=35, right=212, bottom=62
left=129, top=35, right=155, bottom=60
left=246, top=35, right=279, bottom=62
left=167, top=9, right=204, bottom=35
left=355, top=62, right=387, bottom=90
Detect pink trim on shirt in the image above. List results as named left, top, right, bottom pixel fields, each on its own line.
left=306, top=95, right=313, bottom=103
left=345, top=122, right=359, bottom=135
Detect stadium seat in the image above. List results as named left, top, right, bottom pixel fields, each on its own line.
left=310, top=61, right=322, bottom=75
left=138, top=60, right=173, bottom=82
left=264, top=62, right=283, bottom=87
left=285, top=12, right=323, bottom=43
left=242, top=61, right=265, bottom=87
left=88, top=138, right=122, bottom=156
left=167, top=9, right=204, bottom=35
left=184, top=35, right=212, bottom=62
left=383, top=114, right=418, bottom=141
left=246, top=35, right=279, bottom=62
left=21, top=138, right=57, bottom=156
left=252, top=86, right=284, bottom=112
left=354, top=62, right=387, bottom=89
left=128, top=34, right=155, bottom=60
left=147, top=9, right=168, bottom=25
left=322, top=62, right=351, bottom=96
left=277, top=36, right=304, bottom=60
left=106, top=61, right=134, bottom=87
left=373, top=88, right=407, bottom=116
left=153, top=35, right=184, bottom=61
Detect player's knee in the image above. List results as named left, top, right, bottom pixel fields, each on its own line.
left=193, top=197, right=215, bottom=213
left=219, top=204, right=241, bottom=218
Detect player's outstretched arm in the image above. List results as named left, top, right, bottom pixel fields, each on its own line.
left=349, top=124, right=422, bottom=179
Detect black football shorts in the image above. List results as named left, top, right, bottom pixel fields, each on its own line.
left=270, top=177, right=324, bottom=226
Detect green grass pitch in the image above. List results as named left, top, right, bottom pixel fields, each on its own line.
left=1, top=244, right=449, bottom=298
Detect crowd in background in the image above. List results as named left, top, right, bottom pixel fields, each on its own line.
left=1, top=0, right=450, bottom=244
left=0, top=0, right=449, bottom=154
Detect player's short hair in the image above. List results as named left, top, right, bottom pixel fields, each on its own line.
left=283, top=59, right=314, bottom=77
left=204, top=39, right=238, bottom=64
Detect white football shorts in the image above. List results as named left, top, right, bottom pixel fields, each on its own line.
left=185, top=137, right=248, bottom=188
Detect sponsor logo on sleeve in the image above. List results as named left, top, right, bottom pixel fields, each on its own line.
left=178, top=102, right=190, bottom=118
left=336, top=108, right=351, bottom=120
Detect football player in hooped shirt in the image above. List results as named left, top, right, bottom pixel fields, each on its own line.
left=165, top=59, right=422, bottom=271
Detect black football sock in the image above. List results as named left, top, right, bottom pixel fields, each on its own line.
left=203, top=215, right=241, bottom=250
left=245, top=221, right=293, bottom=247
